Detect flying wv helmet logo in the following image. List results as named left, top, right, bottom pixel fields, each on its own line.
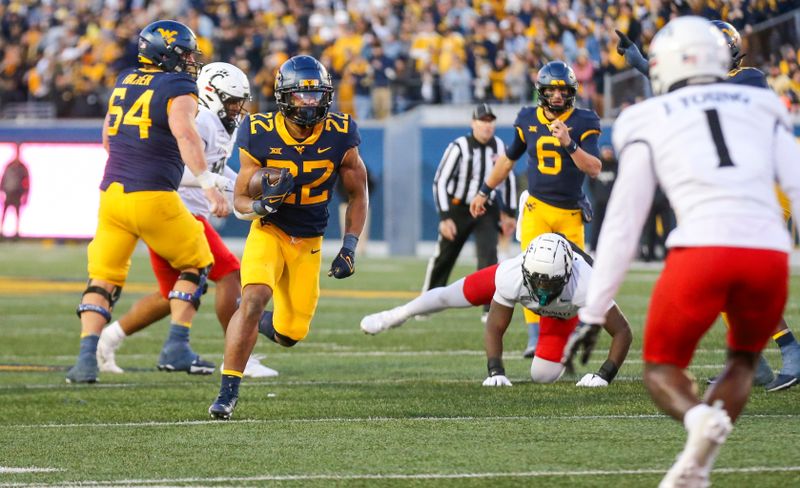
left=157, top=28, right=178, bottom=45
left=300, top=79, right=320, bottom=87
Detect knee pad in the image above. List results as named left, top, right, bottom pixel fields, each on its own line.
left=274, top=331, right=298, bottom=347
left=168, top=266, right=210, bottom=310
left=76, top=282, right=122, bottom=323
left=530, top=356, right=565, bottom=384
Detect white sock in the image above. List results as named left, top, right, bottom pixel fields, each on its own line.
left=105, top=321, right=127, bottom=342
left=403, top=278, right=472, bottom=317
left=683, top=403, right=712, bottom=432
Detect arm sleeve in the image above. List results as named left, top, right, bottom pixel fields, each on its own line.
left=433, top=141, right=461, bottom=217
left=505, top=126, right=527, bottom=161
left=578, top=113, right=601, bottom=158
left=578, top=140, right=656, bottom=324
left=623, top=44, right=650, bottom=77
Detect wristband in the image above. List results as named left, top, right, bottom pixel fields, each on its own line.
left=597, top=359, right=619, bottom=383
left=478, top=182, right=494, bottom=198
left=342, top=233, right=359, bottom=252
left=196, top=170, right=215, bottom=190
left=565, top=140, right=579, bottom=154
left=487, top=357, right=505, bottom=377
left=252, top=199, right=270, bottom=216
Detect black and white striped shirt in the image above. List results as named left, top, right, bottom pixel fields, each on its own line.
left=433, top=133, right=517, bottom=218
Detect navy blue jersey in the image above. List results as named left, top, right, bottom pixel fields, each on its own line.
left=726, top=66, right=769, bottom=88
left=506, top=106, right=601, bottom=209
left=102, top=68, right=198, bottom=192
left=238, top=111, right=361, bottom=237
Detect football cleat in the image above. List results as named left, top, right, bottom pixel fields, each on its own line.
left=97, top=329, right=124, bottom=374
left=707, top=354, right=774, bottom=386
left=157, top=342, right=215, bottom=375
left=360, top=307, right=408, bottom=335
left=65, top=356, right=98, bottom=384
left=659, top=401, right=732, bottom=488
left=764, top=374, right=799, bottom=392
left=209, top=394, right=238, bottom=420
left=244, top=355, right=279, bottom=378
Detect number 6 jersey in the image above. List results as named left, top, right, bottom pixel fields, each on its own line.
left=237, top=111, right=361, bottom=237
left=102, top=67, right=198, bottom=192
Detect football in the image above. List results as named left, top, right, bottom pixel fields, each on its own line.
left=247, top=167, right=283, bottom=199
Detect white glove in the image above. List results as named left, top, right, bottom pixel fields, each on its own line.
left=482, top=374, right=513, bottom=387
left=213, top=173, right=234, bottom=193
left=575, top=373, right=609, bottom=387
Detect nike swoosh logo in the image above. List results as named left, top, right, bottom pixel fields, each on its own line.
left=317, top=147, right=332, bottom=154
left=311, top=249, right=321, bottom=254
left=267, top=197, right=283, bottom=204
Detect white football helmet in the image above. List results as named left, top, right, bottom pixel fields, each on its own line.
left=648, top=16, right=730, bottom=95
left=196, top=62, right=251, bottom=132
left=522, top=233, right=573, bottom=306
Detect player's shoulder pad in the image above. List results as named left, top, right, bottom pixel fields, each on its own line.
left=115, top=67, right=137, bottom=84
left=235, top=114, right=256, bottom=147
left=514, top=106, right=537, bottom=127
left=728, top=67, right=768, bottom=89
left=325, top=111, right=361, bottom=148
left=572, top=108, right=601, bottom=130
left=161, top=71, right=198, bottom=98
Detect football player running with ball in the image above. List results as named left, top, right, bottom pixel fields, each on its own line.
left=361, top=233, right=632, bottom=387
left=208, top=55, right=369, bottom=419
left=581, top=17, right=800, bottom=487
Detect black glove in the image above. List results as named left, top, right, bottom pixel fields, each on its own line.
left=563, top=323, right=601, bottom=374
left=328, top=233, right=358, bottom=279
left=253, top=168, right=294, bottom=216
left=615, top=29, right=633, bottom=56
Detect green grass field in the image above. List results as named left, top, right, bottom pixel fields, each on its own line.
left=0, top=242, right=798, bottom=487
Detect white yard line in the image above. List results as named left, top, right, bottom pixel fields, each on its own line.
left=1, top=466, right=799, bottom=486
left=3, top=413, right=796, bottom=430
left=0, top=467, right=61, bottom=473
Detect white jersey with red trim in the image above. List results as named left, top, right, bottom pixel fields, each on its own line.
left=179, top=106, right=237, bottom=219
left=493, top=252, right=605, bottom=320
left=579, top=82, right=800, bottom=324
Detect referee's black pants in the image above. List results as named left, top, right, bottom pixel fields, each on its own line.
left=422, top=204, right=499, bottom=307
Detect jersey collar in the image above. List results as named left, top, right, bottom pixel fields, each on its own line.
left=275, top=112, right=324, bottom=147
left=536, top=106, right=574, bottom=125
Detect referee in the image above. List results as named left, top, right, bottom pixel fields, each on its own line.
left=421, top=104, right=517, bottom=316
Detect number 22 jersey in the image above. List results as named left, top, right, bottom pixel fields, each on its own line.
left=237, top=111, right=361, bottom=237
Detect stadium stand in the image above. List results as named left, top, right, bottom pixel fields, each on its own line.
left=0, top=1, right=798, bottom=120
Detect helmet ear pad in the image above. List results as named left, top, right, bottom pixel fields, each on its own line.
left=274, top=55, right=334, bottom=127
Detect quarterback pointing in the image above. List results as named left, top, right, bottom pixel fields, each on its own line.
left=361, top=233, right=632, bottom=387
left=581, top=17, right=800, bottom=487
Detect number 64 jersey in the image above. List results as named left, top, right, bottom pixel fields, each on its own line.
left=580, top=82, right=800, bottom=322
left=237, top=111, right=361, bottom=237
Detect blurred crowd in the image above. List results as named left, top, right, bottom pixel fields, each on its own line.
left=0, top=0, right=798, bottom=120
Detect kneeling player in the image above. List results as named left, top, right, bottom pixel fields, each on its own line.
left=361, top=233, right=632, bottom=386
